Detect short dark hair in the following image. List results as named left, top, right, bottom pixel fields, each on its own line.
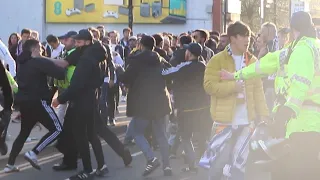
left=210, top=30, right=220, bottom=37
left=123, top=27, right=132, bottom=34
left=152, top=34, right=164, bottom=46
left=21, top=28, right=31, bottom=35
left=23, top=39, right=40, bottom=53
left=97, top=25, right=105, bottom=29
left=179, top=35, right=193, bottom=45
left=172, top=35, right=178, bottom=40
left=212, top=35, right=219, bottom=43
left=46, top=34, right=59, bottom=44
left=195, top=29, right=209, bottom=41
left=227, top=21, right=251, bottom=38
left=140, top=35, right=155, bottom=50
left=108, top=30, right=119, bottom=37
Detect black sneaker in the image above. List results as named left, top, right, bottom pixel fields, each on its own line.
left=182, top=166, right=198, bottom=174
left=65, top=171, right=93, bottom=180
left=53, top=163, right=77, bottom=171
left=122, top=148, right=132, bottom=167
left=0, top=142, right=8, bottom=155
left=95, top=165, right=109, bottom=177
left=164, top=167, right=173, bottom=176
left=142, top=158, right=160, bottom=176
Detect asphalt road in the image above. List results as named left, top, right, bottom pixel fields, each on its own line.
left=0, top=134, right=209, bottom=180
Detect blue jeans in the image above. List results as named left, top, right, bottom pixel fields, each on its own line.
left=132, top=116, right=170, bottom=167
left=124, top=119, right=134, bottom=143
left=99, top=82, right=108, bottom=121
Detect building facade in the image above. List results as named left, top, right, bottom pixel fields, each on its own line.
left=0, top=0, right=213, bottom=41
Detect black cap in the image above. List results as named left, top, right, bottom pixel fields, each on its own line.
left=290, top=11, right=314, bottom=32
left=140, top=35, right=155, bottom=49
left=185, top=43, right=202, bottom=57
left=73, top=29, right=93, bottom=41
left=59, top=31, right=78, bottom=39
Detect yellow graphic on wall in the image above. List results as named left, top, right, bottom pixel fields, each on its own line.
left=46, top=0, right=186, bottom=24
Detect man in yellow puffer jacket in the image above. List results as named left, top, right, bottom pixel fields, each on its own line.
left=204, top=21, right=269, bottom=128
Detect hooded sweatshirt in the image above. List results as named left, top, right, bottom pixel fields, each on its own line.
left=57, top=42, right=107, bottom=105
left=15, top=52, right=66, bottom=102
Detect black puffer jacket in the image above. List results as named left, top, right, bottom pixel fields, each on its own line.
left=123, top=49, right=172, bottom=120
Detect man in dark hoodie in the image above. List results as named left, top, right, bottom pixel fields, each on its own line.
left=5, top=39, right=65, bottom=172
left=162, top=43, right=211, bottom=173
left=52, top=29, right=107, bottom=180
left=123, top=35, right=172, bottom=177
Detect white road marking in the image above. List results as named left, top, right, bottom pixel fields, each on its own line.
left=131, top=151, right=143, bottom=157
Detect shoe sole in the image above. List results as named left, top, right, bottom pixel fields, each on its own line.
left=24, top=155, right=41, bottom=170
left=4, top=169, right=20, bottom=173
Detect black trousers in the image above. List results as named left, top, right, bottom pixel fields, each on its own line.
left=67, top=102, right=105, bottom=173
left=0, top=94, right=10, bottom=145
left=8, top=100, right=62, bottom=165
left=107, top=85, right=117, bottom=123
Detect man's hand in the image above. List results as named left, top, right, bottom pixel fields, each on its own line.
left=220, top=69, right=235, bottom=80
left=109, top=80, right=114, bottom=88
left=235, top=81, right=245, bottom=93
left=52, top=98, right=60, bottom=108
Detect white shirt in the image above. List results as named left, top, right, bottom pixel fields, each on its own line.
left=110, top=44, right=117, bottom=52
left=232, top=54, right=249, bottom=125
left=0, top=40, right=16, bottom=77
left=51, top=43, right=65, bottom=59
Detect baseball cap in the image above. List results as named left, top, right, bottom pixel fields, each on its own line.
left=59, top=31, right=78, bottom=39
left=73, top=29, right=93, bottom=41
left=185, top=43, right=203, bottom=57
left=129, top=36, right=138, bottom=41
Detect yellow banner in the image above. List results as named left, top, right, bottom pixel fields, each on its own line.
left=46, top=0, right=186, bottom=24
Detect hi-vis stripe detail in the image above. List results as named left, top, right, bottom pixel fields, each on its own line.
left=162, top=61, right=191, bottom=75
left=290, top=74, right=312, bottom=86
left=305, top=40, right=320, bottom=73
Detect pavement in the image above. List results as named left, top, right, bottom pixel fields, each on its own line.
left=0, top=102, right=211, bottom=180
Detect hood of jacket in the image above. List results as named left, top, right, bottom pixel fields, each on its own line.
left=131, top=49, right=163, bottom=67
left=82, top=41, right=107, bottom=62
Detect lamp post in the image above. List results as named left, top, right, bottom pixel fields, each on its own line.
left=128, top=0, right=133, bottom=34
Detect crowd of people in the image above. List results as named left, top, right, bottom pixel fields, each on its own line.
left=0, top=10, right=319, bottom=180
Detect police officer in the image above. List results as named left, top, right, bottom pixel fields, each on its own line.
left=221, top=12, right=320, bottom=180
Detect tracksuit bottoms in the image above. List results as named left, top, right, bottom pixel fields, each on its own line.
left=8, top=100, right=62, bottom=165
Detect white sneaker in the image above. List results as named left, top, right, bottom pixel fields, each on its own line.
left=4, top=164, right=19, bottom=173
left=24, top=151, right=40, bottom=170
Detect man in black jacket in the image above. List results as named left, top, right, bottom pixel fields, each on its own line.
left=162, top=43, right=211, bottom=173
left=6, top=39, right=65, bottom=172
left=169, top=35, right=193, bottom=67
left=52, top=29, right=107, bottom=180
left=123, top=35, right=172, bottom=177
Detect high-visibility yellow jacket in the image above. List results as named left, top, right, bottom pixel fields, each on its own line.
left=5, top=70, right=17, bottom=93
left=54, top=48, right=76, bottom=89
left=234, top=36, right=320, bottom=136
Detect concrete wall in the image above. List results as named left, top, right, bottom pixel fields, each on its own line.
left=0, top=0, right=213, bottom=43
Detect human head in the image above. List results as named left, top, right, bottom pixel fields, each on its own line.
left=8, top=33, right=21, bottom=48
left=31, top=30, right=39, bottom=40
left=46, top=35, right=60, bottom=49
left=153, top=34, right=164, bottom=48
left=123, top=28, right=132, bottom=39
left=278, top=28, right=290, bottom=48
left=179, top=35, right=193, bottom=48
left=89, top=28, right=101, bottom=41
left=210, top=31, right=220, bottom=38
left=20, top=28, right=31, bottom=43
left=128, top=36, right=138, bottom=49
left=260, top=22, right=277, bottom=43
left=218, top=33, right=229, bottom=51
left=108, top=31, right=119, bottom=44
left=205, top=38, right=217, bottom=52
left=256, top=35, right=266, bottom=52
left=74, top=29, right=93, bottom=48
left=60, top=31, right=77, bottom=50
left=290, top=11, right=317, bottom=39
left=101, top=36, right=110, bottom=46
left=227, top=21, right=251, bottom=54
left=194, top=29, right=209, bottom=45
left=23, top=39, right=42, bottom=57
left=185, top=43, right=203, bottom=61
left=139, top=35, right=155, bottom=51
left=172, top=35, right=178, bottom=47
left=163, top=36, right=171, bottom=51
left=97, top=25, right=105, bottom=39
